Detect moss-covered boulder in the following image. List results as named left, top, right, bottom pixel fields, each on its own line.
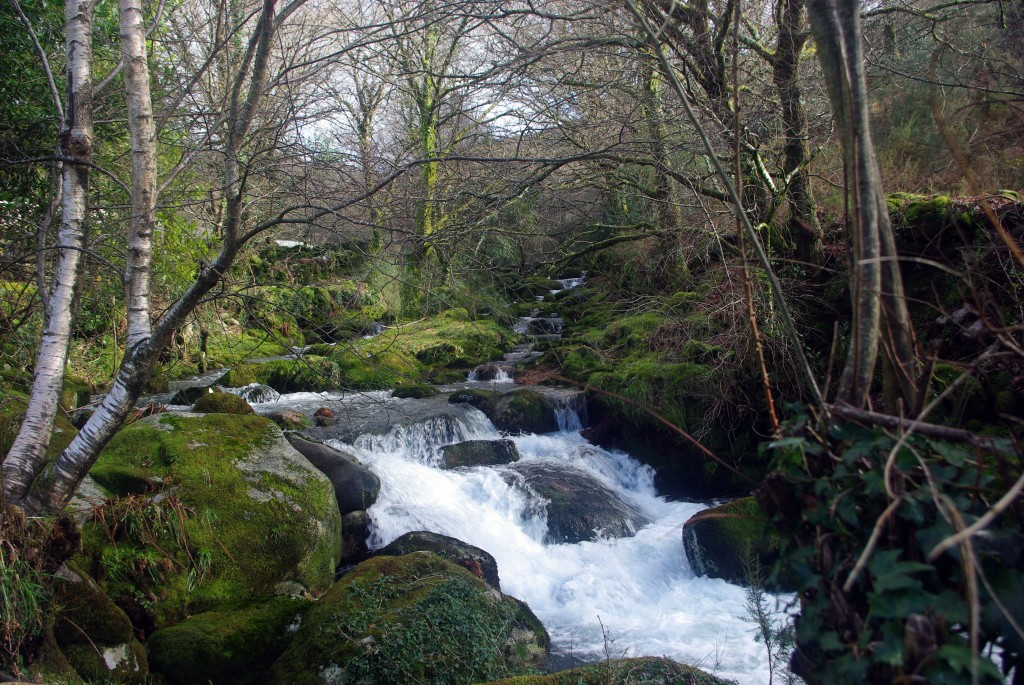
left=146, top=596, right=310, bottom=685
left=478, top=656, right=732, bottom=685
left=440, top=439, right=520, bottom=468
left=61, top=375, right=92, bottom=412
left=505, top=463, right=652, bottom=544
left=327, top=310, right=509, bottom=390
left=78, top=414, right=342, bottom=630
left=392, top=382, right=440, bottom=399
left=448, top=388, right=501, bottom=410
left=52, top=561, right=149, bottom=684
left=489, top=390, right=559, bottom=434
left=193, top=391, right=256, bottom=415
left=270, top=553, right=548, bottom=685
left=682, top=497, right=781, bottom=588
left=375, top=531, right=501, bottom=589
left=285, top=436, right=381, bottom=515
left=448, top=389, right=558, bottom=435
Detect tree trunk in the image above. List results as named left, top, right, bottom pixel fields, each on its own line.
left=773, top=0, right=823, bottom=265
left=2, top=0, right=94, bottom=503
left=806, top=0, right=918, bottom=404
left=120, top=0, right=157, bottom=349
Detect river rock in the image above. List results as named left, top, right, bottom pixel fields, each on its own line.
left=505, top=462, right=652, bottom=544
left=170, top=385, right=213, bottom=405
left=270, top=553, right=547, bottom=685
left=341, top=510, right=372, bottom=562
left=227, top=383, right=281, bottom=404
left=682, top=497, right=782, bottom=588
left=375, top=531, right=501, bottom=590
left=449, top=388, right=558, bottom=434
left=440, top=439, right=520, bottom=468
left=192, top=391, right=256, bottom=415
left=147, top=596, right=309, bottom=685
left=79, top=413, right=341, bottom=630
left=265, top=409, right=309, bottom=430
left=286, top=435, right=381, bottom=514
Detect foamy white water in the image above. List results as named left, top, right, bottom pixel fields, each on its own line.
left=328, top=408, right=783, bottom=685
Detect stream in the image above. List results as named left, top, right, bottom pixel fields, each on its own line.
left=226, top=386, right=784, bottom=684
left=146, top=274, right=788, bottom=684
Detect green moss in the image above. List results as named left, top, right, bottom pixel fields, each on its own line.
left=327, top=310, right=509, bottom=390
left=193, top=391, right=256, bottom=415
left=147, top=596, right=310, bottom=685
left=63, top=639, right=148, bottom=684
left=392, top=383, right=440, bottom=399
left=80, top=414, right=341, bottom=629
left=479, top=657, right=732, bottom=685
left=53, top=561, right=135, bottom=647
left=682, top=497, right=783, bottom=588
left=272, top=552, right=545, bottom=685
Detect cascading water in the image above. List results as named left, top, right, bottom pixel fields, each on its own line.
left=303, top=395, right=784, bottom=685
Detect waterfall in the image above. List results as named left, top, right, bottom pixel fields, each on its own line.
left=555, top=393, right=588, bottom=432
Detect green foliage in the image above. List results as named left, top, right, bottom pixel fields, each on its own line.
left=760, top=410, right=1023, bottom=684
left=0, top=542, right=48, bottom=666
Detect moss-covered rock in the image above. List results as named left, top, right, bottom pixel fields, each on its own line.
left=192, top=391, right=256, bottom=415
left=146, top=596, right=310, bottom=685
left=327, top=310, right=509, bottom=390
left=392, top=382, right=441, bottom=399
left=448, top=389, right=558, bottom=434
left=49, top=561, right=150, bottom=684
left=78, top=414, right=341, bottom=630
left=440, top=439, right=520, bottom=468
left=271, top=552, right=548, bottom=685
left=375, top=531, right=501, bottom=589
left=62, top=640, right=148, bottom=684
left=490, top=390, right=559, bottom=434
left=682, top=497, right=781, bottom=588
left=61, top=375, right=92, bottom=412
left=448, top=388, right=501, bottom=409
left=478, top=657, right=732, bottom=685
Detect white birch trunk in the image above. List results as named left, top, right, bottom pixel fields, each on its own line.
left=120, top=0, right=157, bottom=349
left=35, top=0, right=282, bottom=510
left=2, top=0, right=94, bottom=504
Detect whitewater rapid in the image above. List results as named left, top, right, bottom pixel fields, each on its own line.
left=276, top=393, right=791, bottom=685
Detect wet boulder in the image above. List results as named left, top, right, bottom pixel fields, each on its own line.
left=505, top=462, right=652, bottom=544
left=286, top=436, right=381, bottom=515
left=341, top=510, right=373, bottom=562
left=169, top=385, right=213, bottom=405
left=375, top=531, right=501, bottom=590
left=270, top=553, right=547, bottom=685
left=146, top=596, right=310, bottom=685
left=449, top=388, right=558, bottom=435
left=682, top=496, right=782, bottom=588
left=440, top=439, right=520, bottom=468
left=226, top=383, right=281, bottom=404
